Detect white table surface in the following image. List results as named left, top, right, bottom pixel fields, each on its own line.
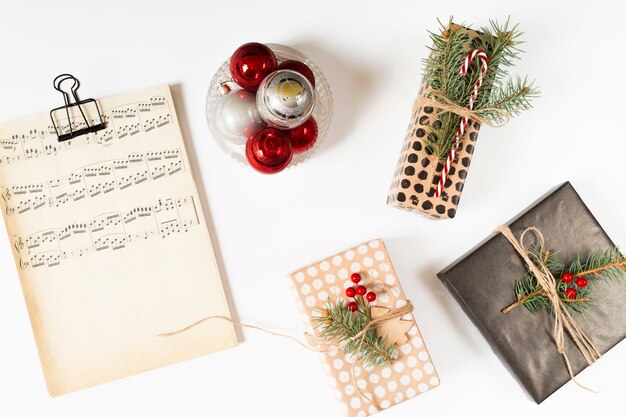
left=1, top=1, right=625, bottom=415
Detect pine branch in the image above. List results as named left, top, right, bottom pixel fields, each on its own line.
left=502, top=287, right=591, bottom=314
left=573, top=249, right=626, bottom=280
left=477, top=76, right=539, bottom=125
left=314, top=299, right=395, bottom=368
left=503, top=246, right=625, bottom=315
left=421, top=18, right=539, bottom=160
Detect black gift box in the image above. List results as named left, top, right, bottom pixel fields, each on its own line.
left=438, top=182, right=626, bottom=403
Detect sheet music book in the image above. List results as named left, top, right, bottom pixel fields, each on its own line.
left=0, top=85, right=237, bottom=396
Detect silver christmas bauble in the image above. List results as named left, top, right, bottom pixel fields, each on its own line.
left=256, top=69, right=315, bottom=129
left=214, top=87, right=265, bottom=145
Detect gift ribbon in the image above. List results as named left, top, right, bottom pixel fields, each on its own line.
left=496, top=225, right=602, bottom=390
left=434, top=49, right=488, bottom=198
left=158, top=298, right=414, bottom=410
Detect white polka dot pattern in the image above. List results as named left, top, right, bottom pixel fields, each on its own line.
left=289, top=239, right=439, bottom=417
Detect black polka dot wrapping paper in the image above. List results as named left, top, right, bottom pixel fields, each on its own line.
left=387, top=24, right=490, bottom=219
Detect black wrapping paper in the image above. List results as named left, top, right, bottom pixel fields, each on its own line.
left=438, top=182, right=626, bottom=403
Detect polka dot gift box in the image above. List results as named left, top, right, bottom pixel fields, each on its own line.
left=387, top=21, right=537, bottom=219
left=289, top=239, right=438, bottom=417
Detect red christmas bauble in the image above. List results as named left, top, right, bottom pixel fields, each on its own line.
left=276, top=60, right=316, bottom=87
left=230, top=43, right=277, bottom=91
left=366, top=291, right=376, bottom=302
left=561, top=272, right=574, bottom=283
left=575, top=277, right=588, bottom=288
left=345, top=287, right=356, bottom=298
left=288, top=117, right=318, bottom=154
left=356, top=285, right=367, bottom=296
left=565, top=288, right=577, bottom=299
left=246, top=128, right=293, bottom=174
left=347, top=301, right=358, bottom=312
left=350, top=273, right=362, bottom=284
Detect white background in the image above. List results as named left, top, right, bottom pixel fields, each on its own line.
left=1, top=0, right=625, bottom=416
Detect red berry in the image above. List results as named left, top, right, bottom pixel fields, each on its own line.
left=347, top=301, right=358, bottom=312
left=575, top=277, right=588, bottom=288
left=561, top=272, right=574, bottom=283
left=356, top=285, right=367, bottom=296
left=350, top=273, right=362, bottom=284
left=565, top=288, right=577, bottom=299
left=345, top=287, right=356, bottom=298
left=366, top=291, right=376, bottom=302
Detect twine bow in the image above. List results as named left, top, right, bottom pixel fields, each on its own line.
left=497, top=226, right=602, bottom=390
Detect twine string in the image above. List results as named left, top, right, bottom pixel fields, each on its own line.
left=158, top=301, right=414, bottom=409
left=417, top=93, right=511, bottom=128
left=348, top=301, right=414, bottom=410
left=158, top=315, right=325, bottom=353
left=497, top=225, right=602, bottom=391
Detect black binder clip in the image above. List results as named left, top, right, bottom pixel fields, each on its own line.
left=50, top=74, right=106, bottom=142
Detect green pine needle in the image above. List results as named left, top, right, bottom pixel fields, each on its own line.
left=314, top=299, right=395, bottom=368
left=569, top=248, right=626, bottom=282
left=422, top=17, right=539, bottom=160
left=509, top=246, right=625, bottom=315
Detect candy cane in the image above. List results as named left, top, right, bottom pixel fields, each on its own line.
left=435, top=49, right=488, bottom=198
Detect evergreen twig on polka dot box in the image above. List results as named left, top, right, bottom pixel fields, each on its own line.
left=289, top=239, right=438, bottom=417
left=388, top=18, right=538, bottom=220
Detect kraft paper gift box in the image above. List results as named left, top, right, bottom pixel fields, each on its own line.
left=387, top=24, right=494, bottom=219
left=290, top=239, right=439, bottom=416
left=438, top=182, right=626, bottom=402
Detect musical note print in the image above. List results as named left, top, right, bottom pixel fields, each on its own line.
left=0, top=96, right=173, bottom=166
left=1, top=186, right=11, bottom=215
left=0, top=149, right=185, bottom=216
left=13, top=195, right=200, bottom=269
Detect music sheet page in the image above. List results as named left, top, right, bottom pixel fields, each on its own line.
left=0, top=85, right=236, bottom=396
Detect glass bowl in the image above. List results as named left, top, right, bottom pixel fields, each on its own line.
left=206, top=43, right=333, bottom=169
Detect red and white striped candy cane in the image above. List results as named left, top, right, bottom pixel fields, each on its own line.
left=435, top=49, right=489, bottom=198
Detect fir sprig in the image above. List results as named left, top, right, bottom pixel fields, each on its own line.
left=314, top=299, right=395, bottom=368
left=422, top=17, right=539, bottom=159
left=503, top=246, right=626, bottom=315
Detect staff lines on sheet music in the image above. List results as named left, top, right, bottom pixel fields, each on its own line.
left=0, top=148, right=185, bottom=216
left=0, top=95, right=174, bottom=166
left=105, top=97, right=171, bottom=139
left=12, top=195, right=200, bottom=270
